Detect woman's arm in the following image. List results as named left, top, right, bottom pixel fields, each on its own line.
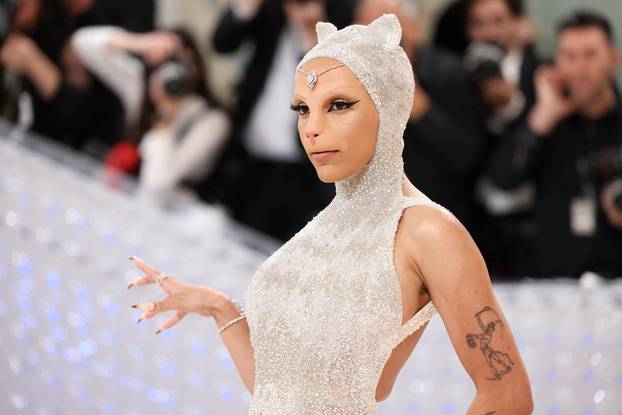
left=409, top=205, right=533, bottom=414
left=211, top=292, right=256, bottom=394
left=139, top=109, right=231, bottom=193
left=0, top=34, right=61, bottom=99
left=169, top=111, right=231, bottom=182
left=128, top=257, right=256, bottom=394
left=71, top=26, right=146, bottom=127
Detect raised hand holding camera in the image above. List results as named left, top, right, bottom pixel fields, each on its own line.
left=529, top=65, right=578, bottom=136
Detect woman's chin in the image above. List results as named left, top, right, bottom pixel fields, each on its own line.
left=314, top=165, right=354, bottom=184
left=310, top=164, right=335, bottom=183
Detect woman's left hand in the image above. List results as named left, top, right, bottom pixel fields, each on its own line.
left=128, top=256, right=227, bottom=334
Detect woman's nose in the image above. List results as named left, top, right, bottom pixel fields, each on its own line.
left=303, top=110, right=323, bottom=143
left=305, top=130, right=320, bottom=142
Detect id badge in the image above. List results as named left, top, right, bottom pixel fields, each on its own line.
left=570, top=197, right=596, bottom=237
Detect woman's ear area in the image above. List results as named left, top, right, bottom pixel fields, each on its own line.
left=316, top=21, right=338, bottom=43
left=368, top=13, right=402, bottom=48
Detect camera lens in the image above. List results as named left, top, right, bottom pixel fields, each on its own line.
left=609, top=178, right=622, bottom=211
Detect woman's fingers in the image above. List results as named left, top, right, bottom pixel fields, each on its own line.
left=131, top=295, right=176, bottom=315
left=129, top=256, right=160, bottom=280
left=127, top=257, right=181, bottom=295
left=127, top=275, right=152, bottom=290
left=155, top=311, right=188, bottom=335
left=136, top=308, right=158, bottom=324
left=132, top=296, right=178, bottom=327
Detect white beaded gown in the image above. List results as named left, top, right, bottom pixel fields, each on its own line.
left=242, top=14, right=446, bottom=414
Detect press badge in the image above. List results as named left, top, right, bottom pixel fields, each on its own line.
left=570, top=197, right=596, bottom=237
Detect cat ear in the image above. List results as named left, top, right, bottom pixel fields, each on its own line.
left=368, top=13, right=402, bottom=47
left=316, top=21, right=338, bottom=43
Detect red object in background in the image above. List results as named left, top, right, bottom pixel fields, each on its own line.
left=103, top=140, right=141, bottom=188
left=105, top=140, right=140, bottom=173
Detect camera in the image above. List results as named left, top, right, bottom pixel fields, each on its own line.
left=586, top=144, right=622, bottom=211
left=0, top=0, right=18, bottom=49
left=152, top=58, right=193, bottom=97
left=464, top=41, right=505, bottom=85
left=609, top=178, right=622, bottom=211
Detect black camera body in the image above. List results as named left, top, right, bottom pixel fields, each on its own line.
left=610, top=179, right=622, bottom=210
left=464, top=41, right=505, bottom=85
left=152, top=58, right=193, bottom=98
left=587, top=144, right=622, bottom=210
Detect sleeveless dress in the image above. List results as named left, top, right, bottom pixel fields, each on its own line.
left=243, top=194, right=446, bottom=414
left=242, top=13, right=446, bottom=414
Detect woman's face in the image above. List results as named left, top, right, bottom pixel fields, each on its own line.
left=291, top=57, right=379, bottom=183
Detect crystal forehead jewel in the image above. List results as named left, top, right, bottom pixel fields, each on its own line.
left=297, top=63, right=345, bottom=90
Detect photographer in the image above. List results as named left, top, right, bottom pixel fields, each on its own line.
left=356, top=0, right=486, bottom=234
left=209, top=0, right=356, bottom=241
left=0, top=0, right=124, bottom=151
left=459, top=0, right=543, bottom=276
left=71, top=26, right=230, bottom=203
left=488, top=11, right=622, bottom=277
left=464, top=0, right=539, bottom=133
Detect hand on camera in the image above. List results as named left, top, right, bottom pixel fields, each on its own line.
left=601, top=180, right=622, bottom=230
left=528, top=65, right=577, bottom=136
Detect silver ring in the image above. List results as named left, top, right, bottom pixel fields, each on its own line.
left=156, top=272, right=171, bottom=285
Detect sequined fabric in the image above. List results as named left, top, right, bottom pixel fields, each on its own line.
left=243, top=14, right=441, bottom=414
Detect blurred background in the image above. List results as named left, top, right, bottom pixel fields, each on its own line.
left=1, top=0, right=621, bottom=413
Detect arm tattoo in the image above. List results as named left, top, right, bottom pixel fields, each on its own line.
left=484, top=412, right=497, bottom=415
left=466, top=306, right=515, bottom=380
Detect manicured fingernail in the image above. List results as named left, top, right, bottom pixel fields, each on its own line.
left=137, top=317, right=143, bottom=324
left=127, top=278, right=140, bottom=290
left=132, top=303, right=155, bottom=312
left=155, top=329, right=162, bottom=335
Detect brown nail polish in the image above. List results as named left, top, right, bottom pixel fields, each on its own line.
left=127, top=283, right=134, bottom=290
left=131, top=304, right=138, bottom=308
left=129, top=256, right=135, bottom=261
left=137, top=317, right=143, bottom=324
left=155, top=329, right=162, bottom=335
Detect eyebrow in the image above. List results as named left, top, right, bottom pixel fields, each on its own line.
left=292, top=86, right=362, bottom=102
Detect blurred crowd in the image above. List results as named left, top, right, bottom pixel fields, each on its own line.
left=1, top=0, right=621, bottom=279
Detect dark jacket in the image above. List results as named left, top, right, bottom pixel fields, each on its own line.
left=518, top=46, right=540, bottom=113
left=77, top=0, right=155, bottom=33
left=403, top=45, right=486, bottom=231
left=488, top=87, right=622, bottom=277
left=211, top=0, right=356, bottom=160
left=205, top=0, right=355, bottom=214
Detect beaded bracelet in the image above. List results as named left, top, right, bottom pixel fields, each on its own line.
left=218, top=298, right=246, bottom=334
left=218, top=315, right=247, bottom=334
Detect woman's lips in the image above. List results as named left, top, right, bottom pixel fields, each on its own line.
left=310, top=150, right=339, bottom=162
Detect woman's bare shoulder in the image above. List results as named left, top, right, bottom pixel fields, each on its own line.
left=402, top=201, right=466, bottom=246
left=400, top=177, right=471, bottom=248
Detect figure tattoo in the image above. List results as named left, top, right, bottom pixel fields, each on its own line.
left=466, top=306, right=515, bottom=380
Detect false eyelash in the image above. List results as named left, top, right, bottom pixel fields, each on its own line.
left=289, top=100, right=358, bottom=114
left=330, top=100, right=358, bottom=110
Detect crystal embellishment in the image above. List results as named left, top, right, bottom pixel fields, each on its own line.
left=306, top=71, right=318, bottom=89
left=244, top=14, right=440, bottom=414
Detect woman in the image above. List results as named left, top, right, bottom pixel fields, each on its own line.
left=127, top=14, right=533, bottom=414
left=71, top=26, right=230, bottom=200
